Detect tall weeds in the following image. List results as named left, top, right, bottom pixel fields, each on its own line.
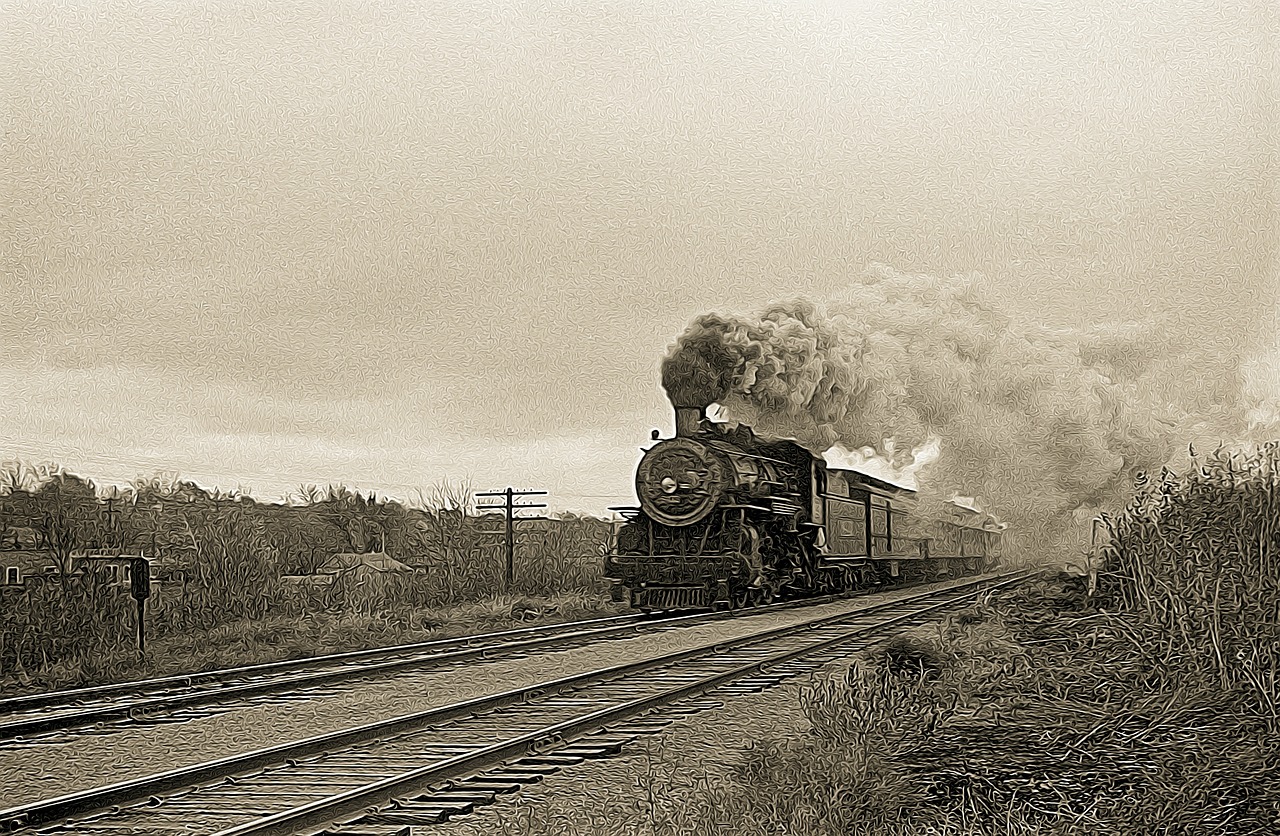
left=1097, top=442, right=1280, bottom=720
left=157, top=505, right=283, bottom=630
left=408, top=512, right=608, bottom=606
left=0, top=568, right=134, bottom=679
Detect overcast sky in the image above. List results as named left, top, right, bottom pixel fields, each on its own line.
left=2, top=0, right=1276, bottom=513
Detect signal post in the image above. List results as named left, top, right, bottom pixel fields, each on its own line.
left=130, top=557, right=151, bottom=657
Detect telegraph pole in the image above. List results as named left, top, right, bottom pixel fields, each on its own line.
left=103, top=494, right=121, bottom=549
left=476, top=487, right=548, bottom=586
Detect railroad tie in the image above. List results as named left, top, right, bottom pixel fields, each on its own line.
left=516, top=754, right=585, bottom=767
left=477, top=770, right=549, bottom=784
left=405, top=790, right=496, bottom=805
left=556, top=743, right=622, bottom=757
left=322, top=825, right=412, bottom=836
left=617, top=722, right=672, bottom=734
left=581, top=735, right=635, bottom=749
left=450, top=779, right=523, bottom=794
left=497, top=763, right=561, bottom=775
left=366, top=798, right=476, bottom=825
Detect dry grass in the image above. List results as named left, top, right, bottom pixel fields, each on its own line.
left=1096, top=443, right=1280, bottom=720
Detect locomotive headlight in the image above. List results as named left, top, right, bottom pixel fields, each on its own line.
left=661, top=477, right=678, bottom=494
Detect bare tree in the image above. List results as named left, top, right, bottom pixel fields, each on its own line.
left=25, top=472, right=100, bottom=578
left=419, top=479, right=475, bottom=515
left=289, top=484, right=327, bottom=506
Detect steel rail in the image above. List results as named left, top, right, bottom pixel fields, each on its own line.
left=0, top=571, right=1022, bottom=835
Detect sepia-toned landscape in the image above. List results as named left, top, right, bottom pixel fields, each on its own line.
left=2, top=1, right=1277, bottom=834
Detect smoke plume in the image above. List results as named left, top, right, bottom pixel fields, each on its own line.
left=662, top=265, right=1218, bottom=563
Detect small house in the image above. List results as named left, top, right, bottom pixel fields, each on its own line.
left=316, top=552, right=413, bottom=613
left=0, top=551, right=55, bottom=587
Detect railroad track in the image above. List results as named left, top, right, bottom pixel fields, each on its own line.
left=0, top=571, right=1025, bottom=836
left=0, top=584, right=885, bottom=742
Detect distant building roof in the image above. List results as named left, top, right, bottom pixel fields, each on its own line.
left=73, top=550, right=147, bottom=560
left=0, top=550, right=55, bottom=574
left=317, top=552, right=411, bottom=574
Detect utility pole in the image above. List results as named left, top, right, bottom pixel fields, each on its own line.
left=103, top=494, right=120, bottom=549
left=475, top=487, right=548, bottom=586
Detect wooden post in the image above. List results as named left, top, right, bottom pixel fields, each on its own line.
left=505, top=487, right=514, bottom=586
left=136, top=597, right=146, bottom=657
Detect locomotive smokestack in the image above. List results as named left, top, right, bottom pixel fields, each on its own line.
left=675, top=406, right=702, bottom=437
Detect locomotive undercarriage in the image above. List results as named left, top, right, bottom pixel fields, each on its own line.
left=609, top=509, right=775, bottom=610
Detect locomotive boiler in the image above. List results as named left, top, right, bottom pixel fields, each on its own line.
left=604, top=407, right=1003, bottom=611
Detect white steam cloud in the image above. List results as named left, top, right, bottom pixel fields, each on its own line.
left=823, top=435, right=942, bottom=491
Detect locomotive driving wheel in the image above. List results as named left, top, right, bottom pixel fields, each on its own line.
left=729, top=579, right=777, bottom=609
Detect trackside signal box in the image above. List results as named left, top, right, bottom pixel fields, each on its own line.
left=130, top=557, right=150, bottom=656
left=130, top=557, right=151, bottom=601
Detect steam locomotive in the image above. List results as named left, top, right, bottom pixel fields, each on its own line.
left=604, top=407, right=1004, bottom=611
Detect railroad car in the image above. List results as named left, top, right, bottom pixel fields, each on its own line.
left=604, top=407, right=1004, bottom=611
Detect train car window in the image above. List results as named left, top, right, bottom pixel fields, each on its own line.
left=819, top=469, right=851, bottom=498
left=870, top=507, right=888, bottom=535
left=826, top=500, right=867, bottom=556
